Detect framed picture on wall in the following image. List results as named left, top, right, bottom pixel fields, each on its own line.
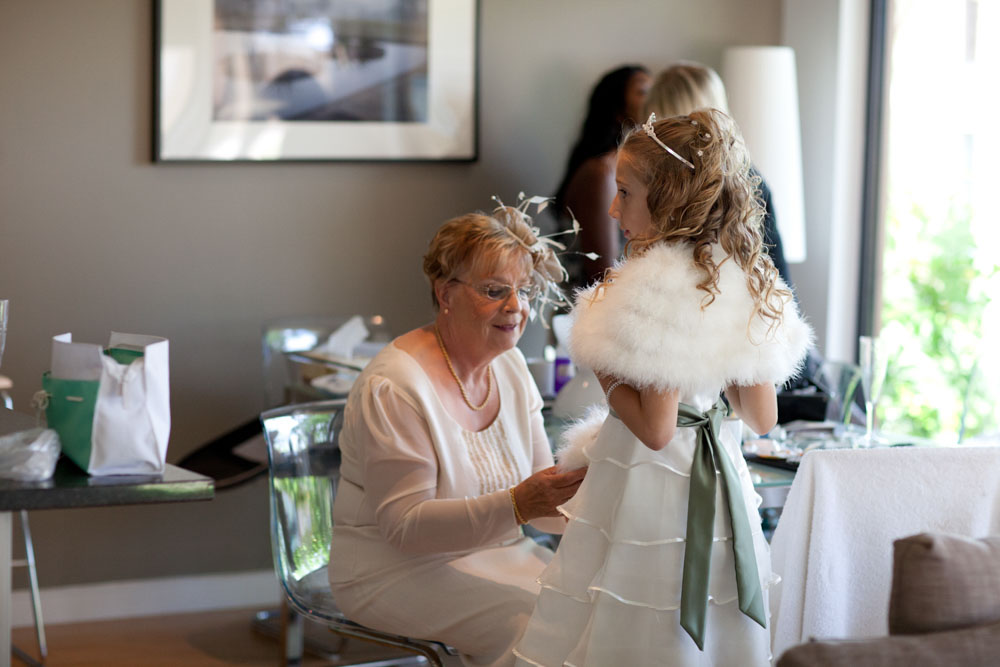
left=154, top=0, right=478, bottom=162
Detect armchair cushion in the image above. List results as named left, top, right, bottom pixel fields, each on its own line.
left=776, top=619, right=1000, bottom=667
left=889, top=532, right=1000, bottom=634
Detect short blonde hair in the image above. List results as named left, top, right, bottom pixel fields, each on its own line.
left=422, top=207, right=565, bottom=310
left=644, top=62, right=729, bottom=119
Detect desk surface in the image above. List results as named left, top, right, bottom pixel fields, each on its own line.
left=0, top=408, right=214, bottom=511
left=1, top=407, right=214, bottom=667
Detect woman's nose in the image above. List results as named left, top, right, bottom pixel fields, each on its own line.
left=502, top=289, right=523, bottom=312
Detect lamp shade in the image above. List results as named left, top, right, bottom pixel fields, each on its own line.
left=722, top=46, right=806, bottom=263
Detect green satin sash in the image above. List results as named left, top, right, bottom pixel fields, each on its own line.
left=678, top=399, right=766, bottom=650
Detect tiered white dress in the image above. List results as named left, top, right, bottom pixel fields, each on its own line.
left=513, top=242, right=812, bottom=667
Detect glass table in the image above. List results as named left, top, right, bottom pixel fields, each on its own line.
left=0, top=408, right=214, bottom=667
left=749, top=463, right=795, bottom=509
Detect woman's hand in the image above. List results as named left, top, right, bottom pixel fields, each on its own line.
left=512, top=466, right=587, bottom=522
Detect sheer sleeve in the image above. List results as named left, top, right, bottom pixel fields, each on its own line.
left=359, top=376, right=521, bottom=555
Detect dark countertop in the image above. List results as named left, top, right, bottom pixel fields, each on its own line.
left=1, top=408, right=214, bottom=511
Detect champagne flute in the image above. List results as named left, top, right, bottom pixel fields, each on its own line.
left=812, top=360, right=863, bottom=444
left=858, top=335, right=888, bottom=446
left=0, top=299, right=8, bottom=369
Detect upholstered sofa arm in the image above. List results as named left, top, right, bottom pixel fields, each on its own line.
left=889, top=532, right=1000, bottom=634
left=778, top=532, right=1000, bottom=666
left=776, top=620, right=1000, bottom=667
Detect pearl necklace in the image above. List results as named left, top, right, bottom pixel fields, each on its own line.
left=434, top=325, right=493, bottom=411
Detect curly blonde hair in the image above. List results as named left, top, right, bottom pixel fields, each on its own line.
left=423, top=206, right=566, bottom=310
left=616, top=108, right=788, bottom=328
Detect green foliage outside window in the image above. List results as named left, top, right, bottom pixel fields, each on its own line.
left=879, top=200, right=998, bottom=442
left=276, top=475, right=333, bottom=581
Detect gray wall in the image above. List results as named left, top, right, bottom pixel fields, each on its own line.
left=784, top=0, right=870, bottom=359
left=0, top=0, right=780, bottom=588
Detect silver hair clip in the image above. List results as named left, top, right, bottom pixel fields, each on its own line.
left=642, top=113, right=695, bottom=171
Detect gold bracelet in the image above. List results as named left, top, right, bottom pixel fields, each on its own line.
left=509, top=487, right=526, bottom=525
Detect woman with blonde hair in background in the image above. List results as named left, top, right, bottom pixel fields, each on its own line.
left=645, top=61, right=792, bottom=287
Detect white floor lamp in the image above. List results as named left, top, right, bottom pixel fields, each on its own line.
left=722, top=46, right=807, bottom=263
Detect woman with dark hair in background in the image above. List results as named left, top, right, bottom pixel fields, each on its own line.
left=554, top=65, right=651, bottom=291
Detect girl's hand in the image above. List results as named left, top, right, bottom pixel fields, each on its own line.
left=512, top=466, right=587, bottom=522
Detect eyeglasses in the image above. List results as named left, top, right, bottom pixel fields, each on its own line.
left=455, top=280, right=540, bottom=302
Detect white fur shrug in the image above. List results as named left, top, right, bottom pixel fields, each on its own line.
left=569, top=242, right=813, bottom=398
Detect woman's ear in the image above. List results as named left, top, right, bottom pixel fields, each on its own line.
left=435, top=279, right=453, bottom=313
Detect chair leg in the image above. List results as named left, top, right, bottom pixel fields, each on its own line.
left=327, top=626, right=448, bottom=667
left=280, top=599, right=304, bottom=666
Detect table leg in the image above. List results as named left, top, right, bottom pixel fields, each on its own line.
left=1, top=511, right=12, bottom=667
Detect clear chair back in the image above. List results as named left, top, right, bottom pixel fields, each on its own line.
left=261, top=399, right=456, bottom=665
left=261, top=399, right=346, bottom=622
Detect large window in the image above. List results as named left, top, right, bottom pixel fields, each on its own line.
left=876, top=0, right=1000, bottom=442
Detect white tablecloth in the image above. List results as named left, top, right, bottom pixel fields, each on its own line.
left=769, top=445, right=1000, bottom=658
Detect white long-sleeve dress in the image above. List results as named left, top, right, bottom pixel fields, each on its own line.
left=513, top=242, right=813, bottom=667
left=329, top=343, right=565, bottom=667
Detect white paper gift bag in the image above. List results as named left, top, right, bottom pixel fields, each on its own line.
left=42, top=332, right=170, bottom=475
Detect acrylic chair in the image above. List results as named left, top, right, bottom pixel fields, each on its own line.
left=260, top=399, right=457, bottom=666
left=261, top=316, right=350, bottom=409
left=262, top=314, right=392, bottom=409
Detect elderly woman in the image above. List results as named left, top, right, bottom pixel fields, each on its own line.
left=329, top=205, right=586, bottom=667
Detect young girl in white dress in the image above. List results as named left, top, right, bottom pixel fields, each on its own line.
left=513, top=109, right=812, bottom=666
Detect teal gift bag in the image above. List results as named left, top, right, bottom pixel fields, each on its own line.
left=43, top=332, right=170, bottom=475
left=41, top=371, right=100, bottom=469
